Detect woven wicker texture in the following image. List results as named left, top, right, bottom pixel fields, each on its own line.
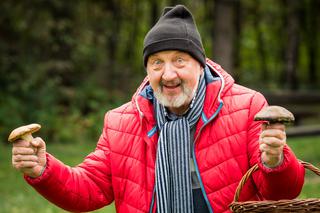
left=229, top=161, right=320, bottom=212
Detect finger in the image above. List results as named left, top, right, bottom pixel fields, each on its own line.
left=13, top=155, right=39, bottom=163
left=12, top=147, right=35, bottom=155
left=260, top=136, right=286, bottom=147
left=18, top=167, right=36, bottom=175
left=262, top=123, right=285, bottom=131
left=31, top=137, right=46, bottom=149
left=12, top=139, right=31, bottom=148
left=260, top=144, right=283, bottom=156
left=260, top=129, right=286, bottom=141
left=13, top=161, right=38, bottom=169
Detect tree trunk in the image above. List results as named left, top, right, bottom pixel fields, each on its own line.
left=284, top=0, right=301, bottom=90
left=306, top=0, right=319, bottom=87
left=150, top=0, right=160, bottom=27
left=212, top=0, right=236, bottom=76
left=233, top=0, right=242, bottom=82
left=105, top=0, right=122, bottom=90
left=122, top=1, right=141, bottom=92
left=252, top=1, right=268, bottom=83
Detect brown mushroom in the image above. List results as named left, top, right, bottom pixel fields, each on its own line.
left=254, top=106, right=295, bottom=124
left=8, top=123, right=41, bottom=143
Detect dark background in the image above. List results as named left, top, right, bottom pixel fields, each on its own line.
left=1, top=0, right=319, bottom=143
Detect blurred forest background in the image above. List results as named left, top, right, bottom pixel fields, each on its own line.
left=1, top=0, right=319, bottom=143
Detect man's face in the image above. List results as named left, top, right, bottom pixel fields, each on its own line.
left=146, top=50, right=203, bottom=115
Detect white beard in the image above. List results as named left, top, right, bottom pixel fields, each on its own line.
left=154, top=80, right=198, bottom=108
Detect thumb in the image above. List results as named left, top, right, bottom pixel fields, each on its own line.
left=31, top=137, right=46, bottom=149
left=31, top=137, right=47, bottom=167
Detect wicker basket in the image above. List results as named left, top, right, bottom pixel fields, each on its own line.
left=229, top=161, right=320, bottom=212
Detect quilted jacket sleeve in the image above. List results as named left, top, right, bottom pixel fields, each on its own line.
left=24, top=113, right=114, bottom=212
left=247, top=92, right=305, bottom=200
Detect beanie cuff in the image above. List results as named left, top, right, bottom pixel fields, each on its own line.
left=143, top=38, right=206, bottom=68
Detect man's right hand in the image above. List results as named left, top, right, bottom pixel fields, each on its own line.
left=12, top=137, right=47, bottom=178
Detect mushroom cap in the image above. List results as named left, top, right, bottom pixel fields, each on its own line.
left=8, top=123, right=41, bottom=142
left=254, top=106, right=295, bottom=123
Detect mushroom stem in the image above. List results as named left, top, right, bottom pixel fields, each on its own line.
left=19, top=133, right=37, bottom=153
left=21, top=134, right=34, bottom=143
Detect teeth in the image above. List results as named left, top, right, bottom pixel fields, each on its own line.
left=166, top=84, right=179, bottom=87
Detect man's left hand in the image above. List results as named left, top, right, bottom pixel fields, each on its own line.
left=259, top=123, right=286, bottom=168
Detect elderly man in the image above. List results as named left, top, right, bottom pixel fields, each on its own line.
left=11, top=5, right=304, bottom=213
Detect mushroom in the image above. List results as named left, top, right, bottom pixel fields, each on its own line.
left=254, top=106, right=295, bottom=124
left=8, top=123, right=41, bottom=143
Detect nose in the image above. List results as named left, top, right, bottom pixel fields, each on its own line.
left=162, top=63, right=178, bottom=82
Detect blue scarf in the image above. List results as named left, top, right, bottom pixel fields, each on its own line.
left=154, top=74, right=206, bottom=213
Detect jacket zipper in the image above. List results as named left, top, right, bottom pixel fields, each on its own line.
left=192, top=101, right=224, bottom=213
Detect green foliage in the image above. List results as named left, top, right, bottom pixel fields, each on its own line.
left=0, top=0, right=319, bottom=143
left=0, top=1, right=133, bottom=143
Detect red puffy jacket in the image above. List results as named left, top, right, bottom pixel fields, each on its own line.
left=26, top=59, right=305, bottom=213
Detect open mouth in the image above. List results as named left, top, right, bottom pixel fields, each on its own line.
left=163, top=83, right=180, bottom=89
left=162, top=83, right=182, bottom=95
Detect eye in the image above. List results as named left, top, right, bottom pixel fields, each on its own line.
left=154, top=59, right=162, bottom=65
left=148, top=58, right=163, bottom=70
left=174, top=57, right=186, bottom=67
left=177, top=58, right=184, bottom=63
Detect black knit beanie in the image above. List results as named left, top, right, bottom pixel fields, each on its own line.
left=143, top=5, right=206, bottom=67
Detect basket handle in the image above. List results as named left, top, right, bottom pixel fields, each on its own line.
left=233, top=160, right=320, bottom=202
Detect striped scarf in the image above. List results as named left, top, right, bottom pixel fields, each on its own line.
left=155, top=74, right=206, bottom=213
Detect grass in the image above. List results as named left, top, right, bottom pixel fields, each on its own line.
left=0, top=141, right=116, bottom=213
left=1, top=136, right=320, bottom=212
left=287, top=136, right=320, bottom=198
